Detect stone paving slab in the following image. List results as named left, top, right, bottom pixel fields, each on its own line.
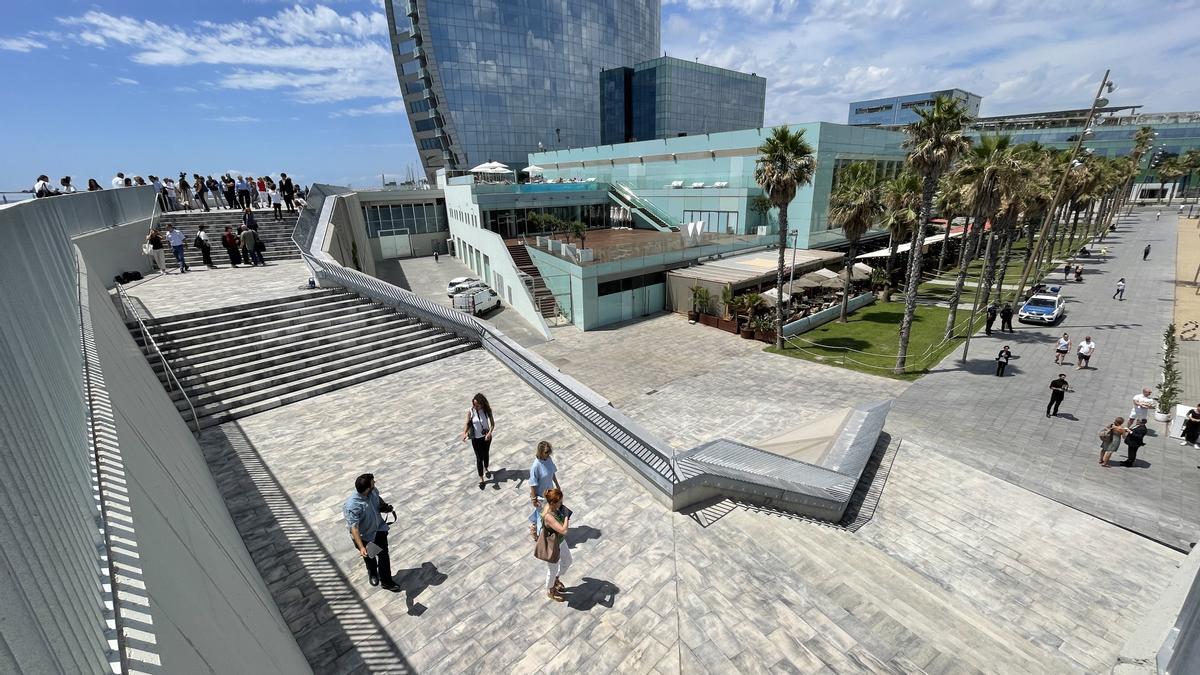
left=201, top=342, right=1182, bottom=673
left=889, top=208, right=1200, bottom=549
left=121, top=258, right=315, bottom=319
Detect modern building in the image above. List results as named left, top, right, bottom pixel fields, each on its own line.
left=969, top=107, right=1200, bottom=200
left=600, top=57, right=766, bottom=145
left=848, top=88, right=982, bottom=128
left=386, top=0, right=661, bottom=180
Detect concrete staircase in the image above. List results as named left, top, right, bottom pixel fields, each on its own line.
left=131, top=289, right=476, bottom=429
left=506, top=243, right=557, bottom=318
left=159, top=209, right=302, bottom=267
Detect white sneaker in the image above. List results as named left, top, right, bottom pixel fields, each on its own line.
left=1181, top=440, right=1189, bottom=446
left=1194, top=443, right=1200, bottom=449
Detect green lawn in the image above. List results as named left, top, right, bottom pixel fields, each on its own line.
left=767, top=301, right=982, bottom=380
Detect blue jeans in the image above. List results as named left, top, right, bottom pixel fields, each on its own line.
left=171, top=244, right=188, bottom=271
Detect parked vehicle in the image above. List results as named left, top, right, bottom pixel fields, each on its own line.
left=446, top=277, right=481, bottom=298
left=1018, top=287, right=1066, bottom=324
left=453, top=287, right=501, bottom=316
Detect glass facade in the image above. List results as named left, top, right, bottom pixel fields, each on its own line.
left=848, top=89, right=982, bottom=127
left=683, top=209, right=739, bottom=234
left=388, top=0, right=660, bottom=180
left=601, top=57, right=766, bottom=144
left=363, top=200, right=448, bottom=238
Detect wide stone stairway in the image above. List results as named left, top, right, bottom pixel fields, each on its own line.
left=130, top=289, right=476, bottom=428
left=160, top=208, right=302, bottom=267
left=506, top=242, right=557, bottom=317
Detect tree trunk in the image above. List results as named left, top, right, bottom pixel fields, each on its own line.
left=775, top=210, right=789, bottom=349
left=978, top=223, right=1003, bottom=309
left=1063, top=209, right=1082, bottom=258
left=937, top=216, right=952, bottom=271
left=994, top=221, right=1016, bottom=302
left=1159, top=181, right=1167, bottom=204
left=968, top=215, right=986, bottom=262
left=884, top=233, right=900, bottom=301
left=1167, top=181, right=1176, bottom=206
left=896, top=174, right=936, bottom=374
left=840, top=239, right=858, bottom=322
left=944, top=206, right=985, bottom=339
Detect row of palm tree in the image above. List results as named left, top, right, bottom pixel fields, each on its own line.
left=754, top=96, right=1182, bottom=374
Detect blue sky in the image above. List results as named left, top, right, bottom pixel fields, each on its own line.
left=3, top=0, right=1198, bottom=192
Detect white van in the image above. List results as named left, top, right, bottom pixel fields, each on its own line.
left=453, top=287, right=501, bottom=316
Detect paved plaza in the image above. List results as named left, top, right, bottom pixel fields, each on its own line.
left=889, top=208, right=1200, bottom=549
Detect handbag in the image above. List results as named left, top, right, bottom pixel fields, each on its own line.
left=141, top=243, right=153, bottom=255
left=255, top=239, right=267, bottom=253
left=533, top=525, right=560, bottom=563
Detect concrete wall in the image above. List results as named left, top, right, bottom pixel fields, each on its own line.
left=73, top=213, right=155, bottom=287
left=0, top=190, right=309, bottom=673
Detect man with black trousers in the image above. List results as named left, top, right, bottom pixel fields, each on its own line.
left=985, top=304, right=998, bottom=336
left=280, top=173, right=296, bottom=213
left=1000, top=303, right=1014, bottom=332
left=343, top=473, right=400, bottom=592
left=1123, top=418, right=1148, bottom=466
left=1047, top=373, right=1069, bottom=417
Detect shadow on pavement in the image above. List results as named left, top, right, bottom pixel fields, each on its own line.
left=563, top=577, right=619, bottom=611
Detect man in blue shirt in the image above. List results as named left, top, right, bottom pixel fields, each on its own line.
left=234, top=176, right=251, bottom=209
left=528, top=441, right=561, bottom=539
left=343, top=473, right=399, bottom=592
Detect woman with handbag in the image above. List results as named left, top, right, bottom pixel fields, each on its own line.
left=1180, top=403, right=1200, bottom=449
left=145, top=227, right=167, bottom=274
left=535, top=488, right=571, bottom=602
left=459, top=393, right=495, bottom=489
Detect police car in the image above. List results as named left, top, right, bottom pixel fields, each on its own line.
left=1018, top=286, right=1066, bottom=324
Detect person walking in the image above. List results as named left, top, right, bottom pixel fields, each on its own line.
left=1180, top=403, right=1200, bottom=449
left=528, top=441, right=561, bottom=539
left=995, top=345, right=1011, bottom=376
left=985, top=304, right=998, bottom=336
left=1076, top=336, right=1096, bottom=370
left=242, top=207, right=258, bottom=233
left=221, top=225, right=242, bottom=267
left=194, top=225, right=215, bottom=268
left=1000, top=303, right=1014, bottom=332
left=145, top=227, right=167, bottom=274
left=177, top=174, right=193, bottom=210
left=241, top=226, right=265, bottom=266
left=343, top=473, right=400, bottom=592
left=1143, top=243, right=1152, bottom=260
left=1113, top=278, right=1126, bottom=301
left=280, top=173, right=296, bottom=213
left=1099, top=417, right=1126, bottom=468
left=434, top=249, right=439, bottom=263
left=165, top=223, right=189, bottom=273
left=459, top=393, right=495, bottom=489
left=1129, top=388, right=1156, bottom=426
left=537, top=488, right=572, bottom=602
left=1053, top=333, right=1072, bottom=365
left=1063, top=262, right=1072, bottom=281
left=269, top=187, right=283, bottom=221
left=1122, top=419, right=1148, bottom=467
left=1047, top=373, right=1069, bottom=418
left=1155, top=212, right=1161, bottom=222
left=1073, top=265, right=1083, bottom=283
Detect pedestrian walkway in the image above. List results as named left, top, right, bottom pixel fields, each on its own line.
left=890, top=208, right=1200, bottom=549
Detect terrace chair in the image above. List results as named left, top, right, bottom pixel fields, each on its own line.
left=712, top=181, right=729, bottom=188
left=585, top=177, right=597, bottom=182
left=670, top=180, right=684, bottom=189
left=690, top=182, right=705, bottom=189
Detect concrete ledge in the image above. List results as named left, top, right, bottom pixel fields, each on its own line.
left=1113, top=544, right=1200, bottom=674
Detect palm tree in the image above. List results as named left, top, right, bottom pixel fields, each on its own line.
left=828, top=162, right=884, bottom=321
left=755, top=126, right=817, bottom=348
left=933, top=172, right=967, bottom=273
left=1159, top=158, right=1187, bottom=206
left=895, top=96, right=973, bottom=371
left=882, top=170, right=922, bottom=301
left=1183, top=149, right=1200, bottom=204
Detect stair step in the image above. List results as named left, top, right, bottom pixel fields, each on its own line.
left=192, top=340, right=477, bottom=427
left=146, top=306, right=401, bottom=356
left=147, top=296, right=371, bottom=340
left=166, top=324, right=444, bottom=391
left=141, top=290, right=343, bottom=327
left=150, top=317, right=423, bottom=376
left=173, top=332, right=462, bottom=411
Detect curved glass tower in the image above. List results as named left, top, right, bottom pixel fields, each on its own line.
left=387, top=0, right=660, bottom=180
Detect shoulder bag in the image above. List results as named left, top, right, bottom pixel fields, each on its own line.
left=534, top=524, right=560, bottom=563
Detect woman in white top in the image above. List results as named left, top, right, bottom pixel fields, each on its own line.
left=33, top=175, right=60, bottom=198
left=1054, top=333, right=1071, bottom=365
left=459, top=393, right=495, bottom=489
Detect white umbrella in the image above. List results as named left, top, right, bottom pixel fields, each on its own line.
left=469, top=163, right=496, bottom=173
left=522, top=165, right=545, bottom=174
left=838, top=262, right=874, bottom=281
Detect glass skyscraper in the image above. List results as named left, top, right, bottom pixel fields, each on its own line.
left=387, top=0, right=660, bottom=180
left=601, top=57, right=766, bottom=144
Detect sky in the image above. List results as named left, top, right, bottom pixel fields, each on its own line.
left=2, top=0, right=1198, bottom=192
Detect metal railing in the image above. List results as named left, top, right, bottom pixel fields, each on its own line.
left=611, top=181, right=682, bottom=230
left=114, top=283, right=199, bottom=433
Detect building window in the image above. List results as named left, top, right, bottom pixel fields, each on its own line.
left=362, top=203, right=448, bottom=238
left=683, top=210, right=739, bottom=234
left=855, top=104, right=893, bottom=115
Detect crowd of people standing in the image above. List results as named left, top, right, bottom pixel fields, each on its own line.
left=31, top=171, right=307, bottom=218
left=143, top=207, right=269, bottom=274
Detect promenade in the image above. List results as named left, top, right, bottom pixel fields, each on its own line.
left=890, top=207, right=1200, bottom=549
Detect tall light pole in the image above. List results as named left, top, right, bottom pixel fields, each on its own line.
left=1011, top=69, right=1115, bottom=306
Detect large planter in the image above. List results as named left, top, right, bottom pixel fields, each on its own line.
left=700, top=314, right=718, bottom=327
left=755, top=330, right=775, bottom=343
left=740, top=327, right=755, bottom=339
left=718, top=318, right=738, bottom=333
left=1154, top=410, right=1171, bottom=423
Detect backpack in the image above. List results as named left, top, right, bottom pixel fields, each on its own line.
left=1098, top=425, right=1113, bottom=443
left=193, top=235, right=205, bottom=249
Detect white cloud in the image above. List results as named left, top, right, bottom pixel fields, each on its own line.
left=333, top=98, right=408, bottom=117
left=53, top=6, right=398, bottom=104
left=113, top=77, right=139, bottom=85
left=209, top=116, right=260, bottom=123
left=0, top=36, right=46, bottom=52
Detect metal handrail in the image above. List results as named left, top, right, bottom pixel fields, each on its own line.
left=612, top=181, right=682, bottom=230
left=114, top=284, right=200, bottom=434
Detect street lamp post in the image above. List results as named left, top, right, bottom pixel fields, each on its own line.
left=786, top=229, right=799, bottom=310
left=1010, top=69, right=1115, bottom=307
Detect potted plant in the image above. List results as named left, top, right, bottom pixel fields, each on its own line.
left=1156, top=323, right=1180, bottom=422
left=718, top=286, right=739, bottom=333
left=740, top=293, right=763, bottom=338
left=753, top=315, right=775, bottom=343
left=688, top=285, right=709, bottom=322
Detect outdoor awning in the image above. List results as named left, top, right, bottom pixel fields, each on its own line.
left=839, top=262, right=874, bottom=280
left=857, top=230, right=965, bottom=259
left=798, top=268, right=842, bottom=290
